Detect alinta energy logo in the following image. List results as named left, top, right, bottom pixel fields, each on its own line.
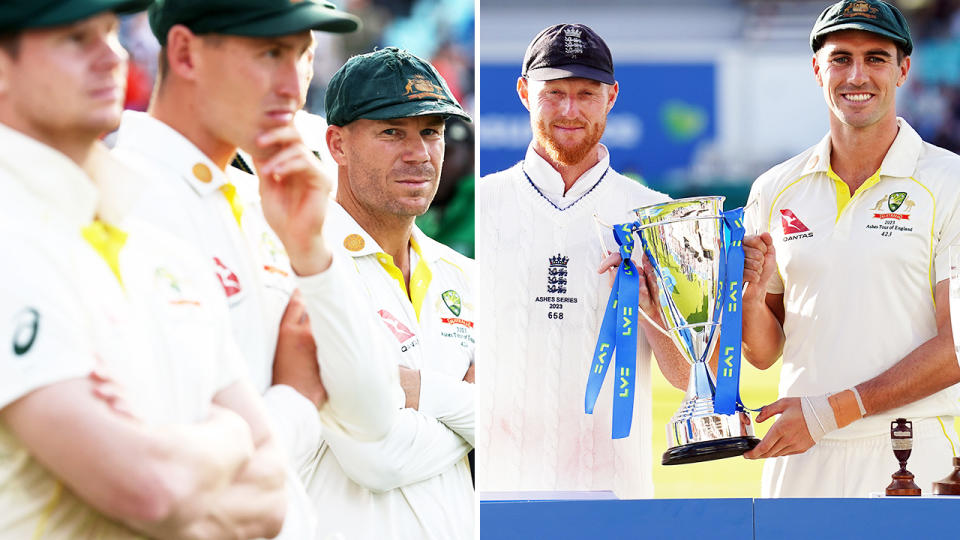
left=780, top=209, right=813, bottom=241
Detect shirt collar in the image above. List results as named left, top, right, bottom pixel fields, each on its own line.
left=327, top=201, right=440, bottom=263
left=801, top=117, right=922, bottom=180
left=115, top=110, right=231, bottom=197
left=522, top=143, right=610, bottom=206
left=0, top=123, right=141, bottom=229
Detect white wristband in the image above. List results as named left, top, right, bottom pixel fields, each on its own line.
left=800, top=393, right=838, bottom=444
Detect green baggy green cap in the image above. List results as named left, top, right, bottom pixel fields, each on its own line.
left=0, top=0, right=153, bottom=33
left=325, top=47, right=471, bottom=127
left=811, top=0, right=913, bottom=55
left=149, top=0, right=360, bottom=46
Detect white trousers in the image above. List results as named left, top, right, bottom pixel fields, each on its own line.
left=761, top=416, right=959, bottom=497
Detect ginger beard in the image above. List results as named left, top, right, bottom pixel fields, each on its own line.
left=532, top=114, right=606, bottom=167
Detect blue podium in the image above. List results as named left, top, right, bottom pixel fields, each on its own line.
left=480, top=498, right=960, bottom=539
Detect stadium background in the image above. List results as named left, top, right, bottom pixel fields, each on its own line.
left=117, top=0, right=476, bottom=257
left=478, top=0, right=960, bottom=498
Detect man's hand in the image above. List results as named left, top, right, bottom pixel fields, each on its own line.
left=743, top=397, right=815, bottom=459
left=255, top=125, right=334, bottom=276
left=398, top=366, right=421, bottom=410
left=743, top=233, right=777, bottom=303
left=597, top=252, right=662, bottom=321
left=462, top=364, right=475, bottom=384
left=272, top=290, right=327, bottom=408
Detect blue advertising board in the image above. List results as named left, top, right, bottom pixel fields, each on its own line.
left=478, top=62, right=716, bottom=189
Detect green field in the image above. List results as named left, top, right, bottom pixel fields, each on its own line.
left=651, top=360, right=960, bottom=497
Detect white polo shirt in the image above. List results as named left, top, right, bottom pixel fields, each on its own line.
left=114, top=111, right=397, bottom=453
left=114, top=112, right=400, bottom=539
left=0, top=126, right=243, bottom=538
left=746, top=118, right=960, bottom=439
left=300, top=202, right=474, bottom=540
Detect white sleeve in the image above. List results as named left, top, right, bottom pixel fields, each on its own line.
left=323, top=407, right=471, bottom=493
left=418, top=369, right=474, bottom=447
left=262, top=384, right=322, bottom=471
left=0, top=251, right=97, bottom=410
left=295, top=254, right=400, bottom=442
left=934, top=182, right=960, bottom=284
left=746, top=176, right=785, bottom=295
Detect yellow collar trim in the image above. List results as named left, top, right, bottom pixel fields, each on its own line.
left=220, top=183, right=244, bottom=229
left=375, top=236, right=433, bottom=322
left=827, top=165, right=881, bottom=220
left=81, top=220, right=128, bottom=287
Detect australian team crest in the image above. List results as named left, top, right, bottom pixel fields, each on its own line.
left=887, top=192, right=907, bottom=212
left=871, top=191, right=915, bottom=220
left=404, top=75, right=446, bottom=101
left=441, top=290, right=462, bottom=316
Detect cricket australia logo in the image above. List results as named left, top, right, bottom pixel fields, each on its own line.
left=870, top=192, right=915, bottom=220
left=441, top=290, right=462, bottom=316
left=563, top=26, right=583, bottom=57
left=547, top=253, right=569, bottom=294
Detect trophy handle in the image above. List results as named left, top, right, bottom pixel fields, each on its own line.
left=592, top=213, right=672, bottom=339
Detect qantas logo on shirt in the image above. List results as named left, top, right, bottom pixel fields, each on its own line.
left=780, top=209, right=813, bottom=241
left=212, top=257, right=242, bottom=297
left=377, top=309, right=416, bottom=343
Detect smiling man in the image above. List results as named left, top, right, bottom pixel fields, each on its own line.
left=477, top=23, right=688, bottom=499
left=741, top=0, right=960, bottom=497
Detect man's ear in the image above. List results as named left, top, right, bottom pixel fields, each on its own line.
left=812, top=53, right=823, bottom=87
left=0, top=50, right=12, bottom=97
left=165, top=24, right=202, bottom=82
left=327, top=125, right=348, bottom=167
left=517, top=76, right=531, bottom=112
left=606, top=81, right=619, bottom=113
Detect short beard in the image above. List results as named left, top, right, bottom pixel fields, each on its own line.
left=533, top=116, right=605, bottom=167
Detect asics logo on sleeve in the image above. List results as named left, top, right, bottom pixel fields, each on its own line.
left=12, top=307, right=39, bottom=356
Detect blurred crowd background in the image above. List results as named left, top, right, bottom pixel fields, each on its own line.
left=478, top=0, right=960, bottom=209
left=118, top=0, right=476, bottom=256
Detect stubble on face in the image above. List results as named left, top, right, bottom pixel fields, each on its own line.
left=342, top=131, right=440, bottom=220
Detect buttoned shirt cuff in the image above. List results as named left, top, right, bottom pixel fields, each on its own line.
left=262, top=383, right=322, bottom=471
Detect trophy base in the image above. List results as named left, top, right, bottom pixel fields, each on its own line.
left=662, top=436, right=760, bottom=466
left=933, top=457, right=960, bottom=495
left=886, top=471, right=921, bottom=496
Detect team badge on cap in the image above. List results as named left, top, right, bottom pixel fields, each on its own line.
left=404, top=75, right=447, bottom=101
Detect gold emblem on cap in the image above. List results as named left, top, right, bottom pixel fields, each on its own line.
left=842, top=1, right=877, bottom=18
left=192, top=163, right=213, bottom=183
left=343, top=234, right=365, bottom=252
left=403, top=75, right=445, bottom=101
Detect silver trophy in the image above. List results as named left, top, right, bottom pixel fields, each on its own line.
left=632, top=196, right=759, bottom=465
